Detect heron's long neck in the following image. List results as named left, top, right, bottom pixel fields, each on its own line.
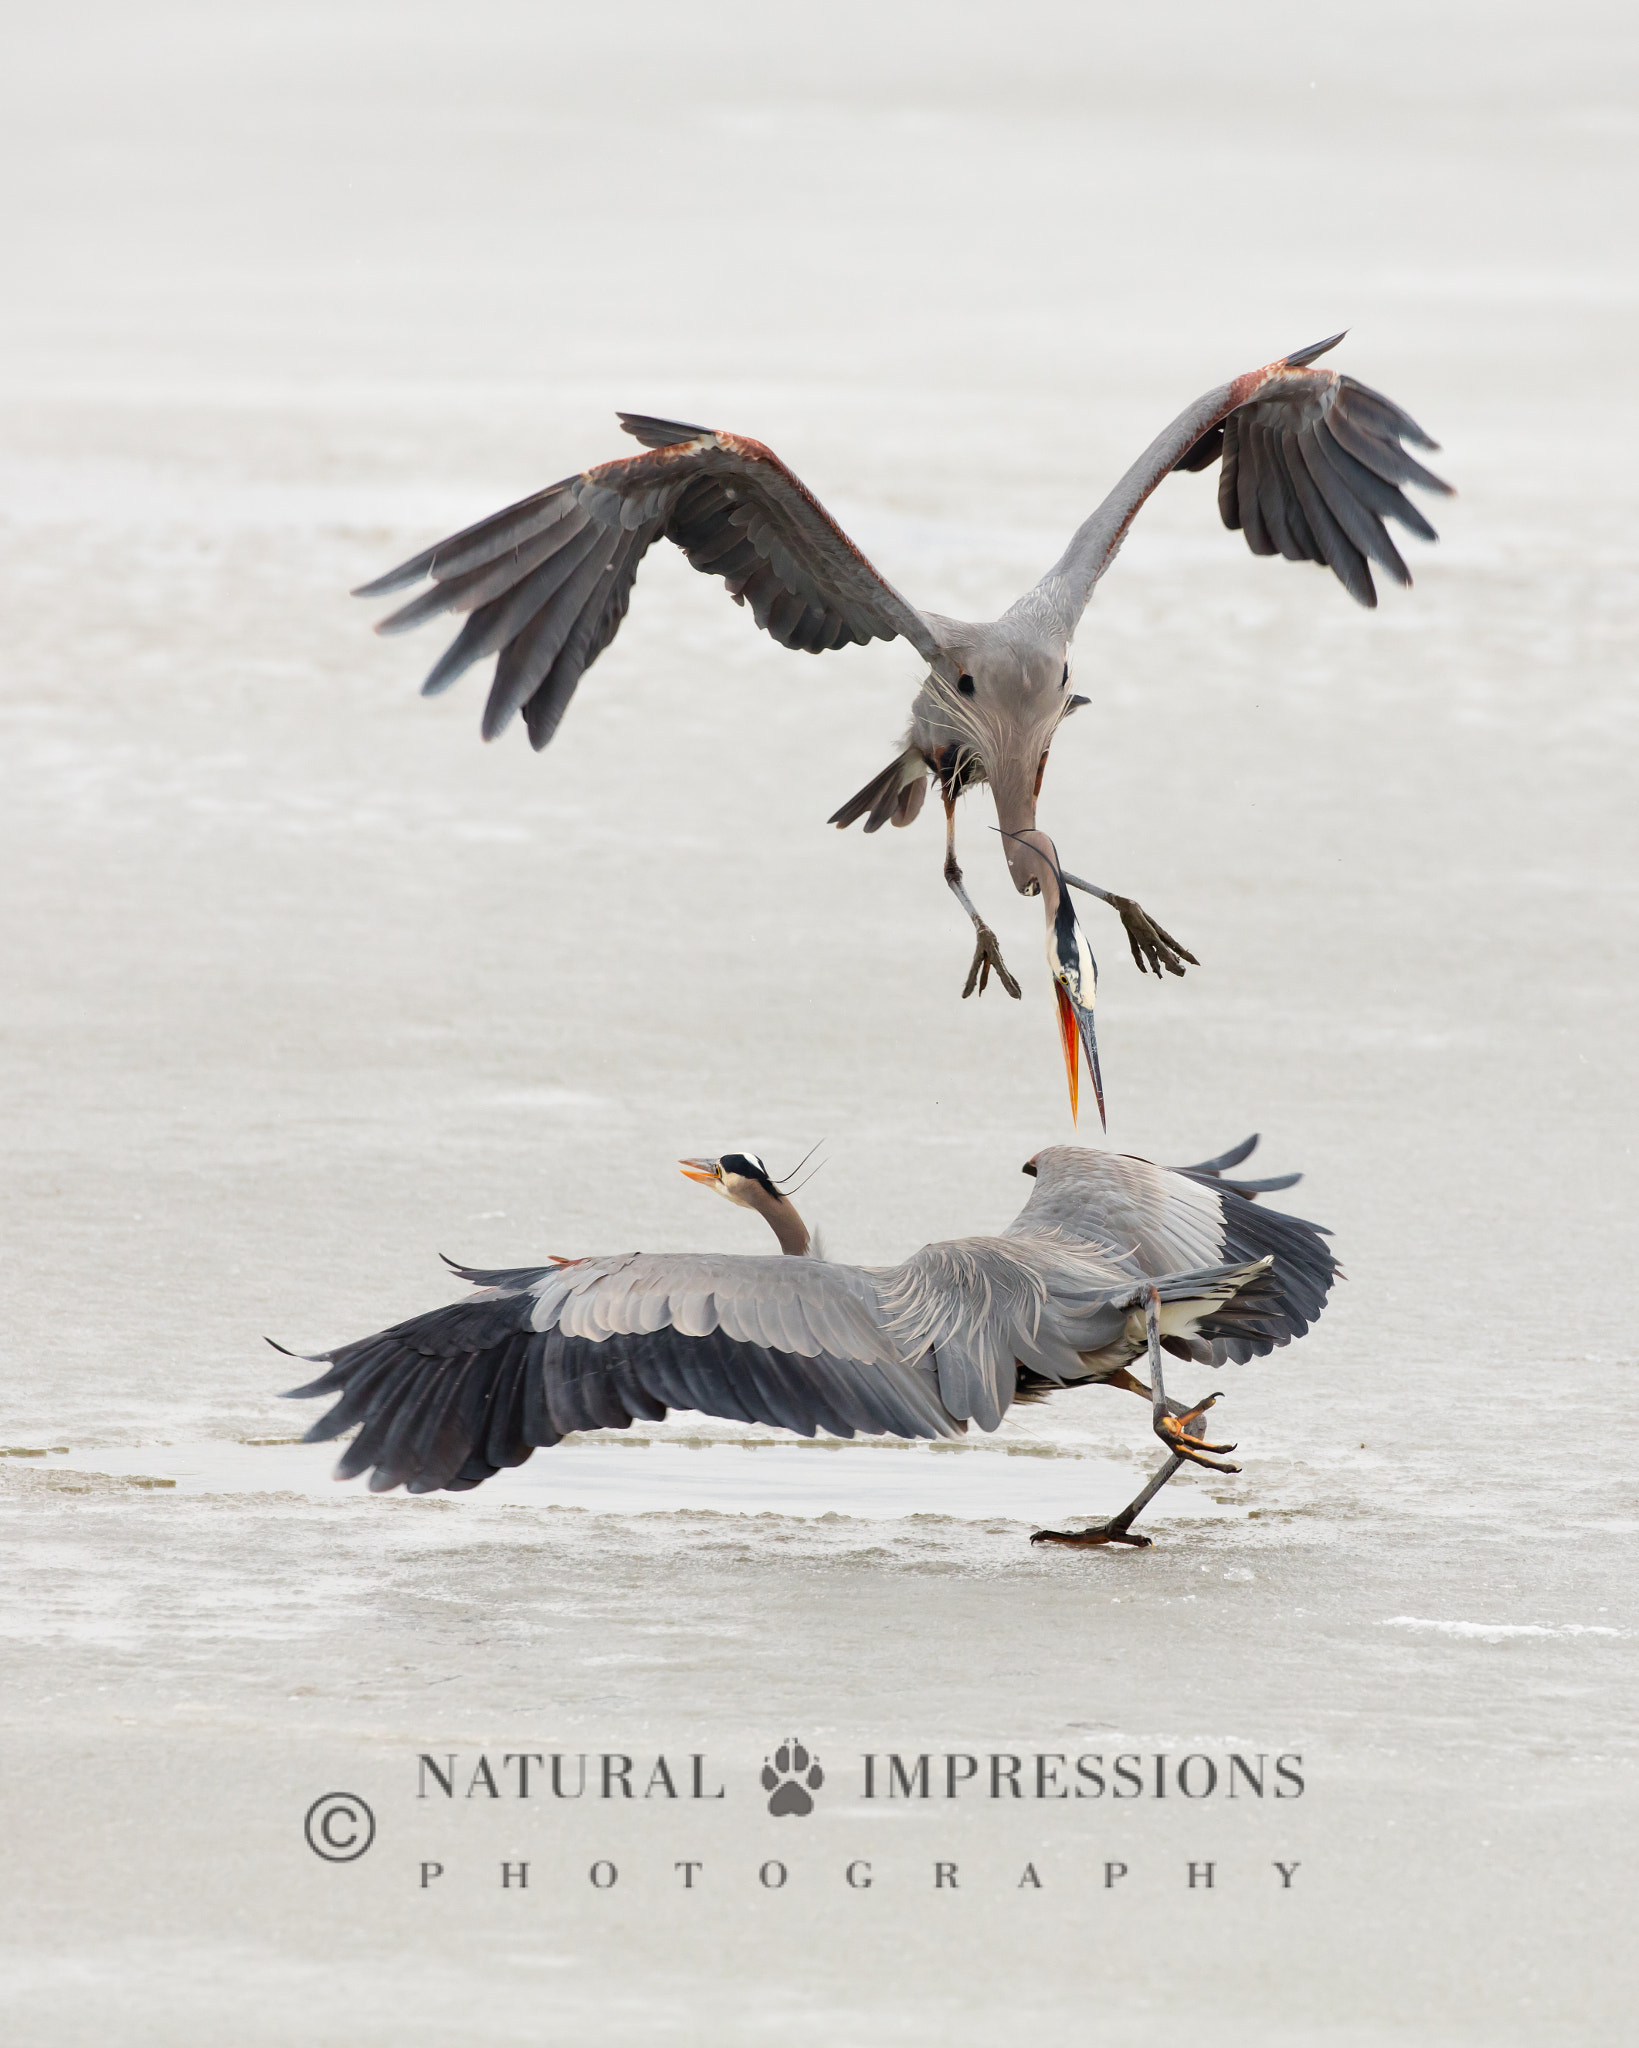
left=747, top=1186, right=811, bottom=1257
left=999, top=822, right=1061, bottom=912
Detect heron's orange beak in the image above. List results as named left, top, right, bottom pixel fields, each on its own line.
left=1047, top=899, right=1105, bottom=1131
left=1054, top=982, right=1081, bottom=1126
left=678, top=1158, right=719, bottom=1186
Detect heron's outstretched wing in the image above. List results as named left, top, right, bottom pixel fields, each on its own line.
left=279, top=1249, right=961, bottom=1495
left=1016, top=333, right=1451, bottom=634
left=278, top=1225, right=1283, bottom=1491
left=355, top=418, right=941, bottom=751
left=1006, top=1145, right=1339, bottom=1366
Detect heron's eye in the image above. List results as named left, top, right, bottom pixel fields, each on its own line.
left=957, top=674, right=975, bottom=696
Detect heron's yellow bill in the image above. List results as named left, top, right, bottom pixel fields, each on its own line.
left=678, top=1159, right=718, bottom=1185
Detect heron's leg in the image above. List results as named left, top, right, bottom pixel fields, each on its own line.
left=1030, top=1293, right=1238, bottom=1552
left=1100, top=1366, right=1151, bottom=1399
left=944, top=791, right=1021, bottom=1000
left=1059, top=869, right=1198, bottom=980
left=1104, top=1365, right=1231, bottom=1436
left=1030, top=1452, right=1187, bottom=1549
left=1143, top=1289, right=1240, bottom=1470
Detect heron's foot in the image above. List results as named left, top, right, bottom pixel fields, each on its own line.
left=1155, top=1391, right=1240, bottom=1472
left=1110, top=895, right=1199, bottom=979
left=1030, top=1521, right=1154, bottom=1550
left=961, top=925, right=1022, bottom=1001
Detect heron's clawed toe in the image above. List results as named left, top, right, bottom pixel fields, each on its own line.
left=1155, top=1409, right=1241, bottom=1472
left=1110, top=894, right=1199, bottom=979
left=1154, top=1389, right=1239, bottom=1468
left=961, top=925, right=1022, bottom=1001
left=1030, top=1523, right=1155, bottom=1550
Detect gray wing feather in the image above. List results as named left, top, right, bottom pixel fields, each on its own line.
left=281, top=1250, right=963, bottom=1495
left=351, top=482, right=581, bottom=597
left=1253, top=422, right=1306, bottom=561
left=1237, top=424, right=1278, bottom=555
left=1312, top=421, right=1439, bottom=541
left=1018, top=342, right=1448, bottom=635
left=1007, top=1151, right=1226, bottom=1273
left=372, top=515, right=589, bottom=637
left=1188, top=1201, right=1338, bottom=1364
left=416, top=546, right=590, bottom=698
left=356, top=424, right=940, bottom=751
left=1005, top=1144, right=1339, bottom=1366
left=480, top=522, right=617, bottom=739
left=1217, top=412, right=1241, bottom=526
left=524, top=520, right=659, bottom=749
left=874, top=1234, right=1284, bottom=1430
left=876, top=1236, right=1132, bottom=1432
left=278, top=1208, right=1319, bottom=1493
left=1176, top=1135, right=1260, bottom=1175
left=543, top=1254, right=899, bottom=1362
left=1171, top=1134, right=1302, bottom=1199
left=1301, top=431, right=1411, bottom=585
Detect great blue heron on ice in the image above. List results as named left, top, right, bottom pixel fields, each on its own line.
left=277, top=1135, right=1338, bottom=1548
left=355, top=333, right=1448, bottom=1122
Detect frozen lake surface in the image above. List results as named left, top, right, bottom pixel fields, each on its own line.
left=2, top=2, right=1636, bottom=2043
left=37, top=1433, right=1235, bottom=1522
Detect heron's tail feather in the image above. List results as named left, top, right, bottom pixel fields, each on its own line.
left=828, top=749, right=928, bottom=833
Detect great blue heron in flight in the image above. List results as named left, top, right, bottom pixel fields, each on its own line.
left=356, top=333, right=1448, bottom=1121
left=276, top=1134, right=1338, bottom=1548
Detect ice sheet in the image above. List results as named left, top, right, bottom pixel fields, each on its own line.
left=37, top=1434, right=1233, bottom=1522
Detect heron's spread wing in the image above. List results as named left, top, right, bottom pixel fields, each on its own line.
left=1006, top=1145, right=1339, bottom=1365
left=281, top=1250, right=960, bottom=1494
left=355, top=419, right=940, bottom=750
left=1018, top=333, right=1451, bottom=635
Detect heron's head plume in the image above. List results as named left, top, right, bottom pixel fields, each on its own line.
left=678, top=1148, right=820, bottom=1257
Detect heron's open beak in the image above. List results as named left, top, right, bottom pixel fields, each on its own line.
left=1049, top=904, right=1105, bottom=1130
left=678, top=1158, right=719, bottom=1186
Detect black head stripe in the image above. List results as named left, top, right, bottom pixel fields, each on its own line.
left=719, top=1152, right=780, bottom=1198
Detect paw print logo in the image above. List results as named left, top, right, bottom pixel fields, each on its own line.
left=761, top=1737, right=824, bottom=1818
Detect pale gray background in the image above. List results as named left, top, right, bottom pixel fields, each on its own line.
left=1, top=2, right=1635, bottom=2043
